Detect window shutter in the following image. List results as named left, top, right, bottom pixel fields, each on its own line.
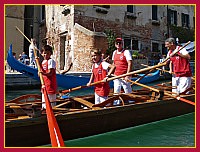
left=174, top=11, right=177, bottom=25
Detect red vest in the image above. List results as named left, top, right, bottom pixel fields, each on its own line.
left=114, top=50, right=128, bottom=76
left=169, top=48, right=192, bottom=77
left=41, top=60, right=57, bottom=94
left=92, top=62, right=110, bottom=97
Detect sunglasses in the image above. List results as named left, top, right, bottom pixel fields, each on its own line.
left=116, top=42, right=122, bottom=45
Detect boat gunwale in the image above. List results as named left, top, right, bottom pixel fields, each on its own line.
left=5, top=93, right=195, bottom=128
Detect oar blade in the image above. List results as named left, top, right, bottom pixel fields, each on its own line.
left=43, top=89, right=65, bottom=147
left=177, top=96, right=195, bottom=106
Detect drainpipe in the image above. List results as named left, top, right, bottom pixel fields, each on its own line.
left=71, top=5, right=74, bottom=71
left=167, top=5, right=170, bottom=38
left=34, top=6, right=40, bottom=49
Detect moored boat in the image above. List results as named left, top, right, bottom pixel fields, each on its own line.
left=5, top=82, right=195, bottom=147
left=7, top=45, right=160, bottom=89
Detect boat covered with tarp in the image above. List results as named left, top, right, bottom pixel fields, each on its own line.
left=7, top=45, right=160, bottom=89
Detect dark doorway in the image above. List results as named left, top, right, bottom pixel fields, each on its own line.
left=60, top=36, right=66, bottom=70
left=24, top=5, right=34, bottom=55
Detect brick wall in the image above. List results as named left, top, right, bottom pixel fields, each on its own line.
left=43, top=6, right=154, bottom=72
left=73, top=24, right=108, bottom=72
left=74, top=15, right=152, bottom=41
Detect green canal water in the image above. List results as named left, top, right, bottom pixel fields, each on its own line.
left=5, top=80, right=195, bottom=147
left=62, top=112, right=195, bottom=147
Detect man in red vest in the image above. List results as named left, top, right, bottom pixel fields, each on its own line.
left=112, top=38, right=133, bottom=105
left=165, top=38, right=192, bottom=95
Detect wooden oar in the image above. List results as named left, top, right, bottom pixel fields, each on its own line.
left=61, top=78, right=106, bottom=93
left=141, top=63, right=195, bottom=80
left=15, top=26, right=65, bottom=147
left=103, top=55, right=110, bottom=62
left=60, top=62, right=167, bottom=94
left=162, top=41, right=191, bottom=63
left=136, top=41, right=191, bottom=82
left=60, top=58, right=76, bottom=75
left=127, top=79, right=195, bottom=106
left=135, top=69, right=154, bottom=83
left=61, top=41, right=191, bottom=94
left=141, top=63, right=170, bottom=73
left=106, top=62, right=167, bottom=81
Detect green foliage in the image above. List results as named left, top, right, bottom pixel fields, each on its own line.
left=170, top=25, right=195, bottom=42
left=104, top=29, right=116, bottom=56
left=132, top=50, right=146, bottom=59
left=132, top=50, right=139, bottom=57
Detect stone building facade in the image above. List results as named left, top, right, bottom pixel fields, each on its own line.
left=5, top=5, right=195, bottom=72
left=5, top=5, right=25, bottom=58
left=5, top=5, right=44, bottom=59
left=43, top=5, right=109, bottom=72
left=43, top=5, right=195, bottom=72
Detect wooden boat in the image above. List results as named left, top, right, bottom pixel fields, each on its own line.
left=6, top=44, right=160, bottom=89
left=5, top=82, right=195, bottom=147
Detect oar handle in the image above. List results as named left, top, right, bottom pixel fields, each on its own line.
left=141, top=64, right=195, bottom=81
left=129, top=79, right=195, bottom=106
left=141, top=64, right=175, bottom=74
left=15, top=26, right=32, bottom=43
left=62, top=85, right=88, bottom=93
left=15, top=26, right=44, bottom=85
left=106, top=62, right=166, bottom=82
left=128, top=79, right=159, bottom=92
left=61, top=79, right=104, bottom=94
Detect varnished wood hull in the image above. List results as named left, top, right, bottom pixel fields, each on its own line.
left=5, top=94, right=195, bottom=147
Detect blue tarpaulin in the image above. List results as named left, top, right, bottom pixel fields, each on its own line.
left=181, top=41, right=195, bottom=53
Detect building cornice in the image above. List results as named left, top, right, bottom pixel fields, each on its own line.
left=74, top=23, right=107, bottom=37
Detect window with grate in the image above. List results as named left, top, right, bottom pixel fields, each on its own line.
left=124, top=38, right=138, bottom=50
left=152, top=42, right=159, bottom=52
left=152, top=5, right=158, bottom=20
left=127, top=5, right=133, bottom=13
left=182, top=13, right=190, bottom=28
left=169, top=9, right=177, bottom=26
left=94, top=5, right=110, bottom=9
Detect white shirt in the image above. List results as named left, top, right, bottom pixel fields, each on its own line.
left=167, top=46, right=188, bottom=58
left=112, top=49, right=132, bottom=61
left=42, top=58, right=56, bottom=70
left=29, top=44, right=38, bottom=58
left=91, top=61, right=110, bottom=71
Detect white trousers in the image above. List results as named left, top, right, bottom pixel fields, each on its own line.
left=113, top=78, right=132, bottom=94
left=29, top=57, right=35, bottom=65
left=42, top=94, right=56, bottom=109
left=113, top=78, right=132, bottom=105
left=95, top=92, right=108, bottom=104
left=172, top=76, right=192, bottom=94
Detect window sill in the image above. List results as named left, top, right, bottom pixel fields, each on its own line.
left=94, top=7, right=108, bottom=14
left=125, top=12, right=137, bottom=19
left=151, top=20, right=160, bottom=25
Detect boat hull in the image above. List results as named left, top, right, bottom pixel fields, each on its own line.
left=5, top=95, right=194, bottom=147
